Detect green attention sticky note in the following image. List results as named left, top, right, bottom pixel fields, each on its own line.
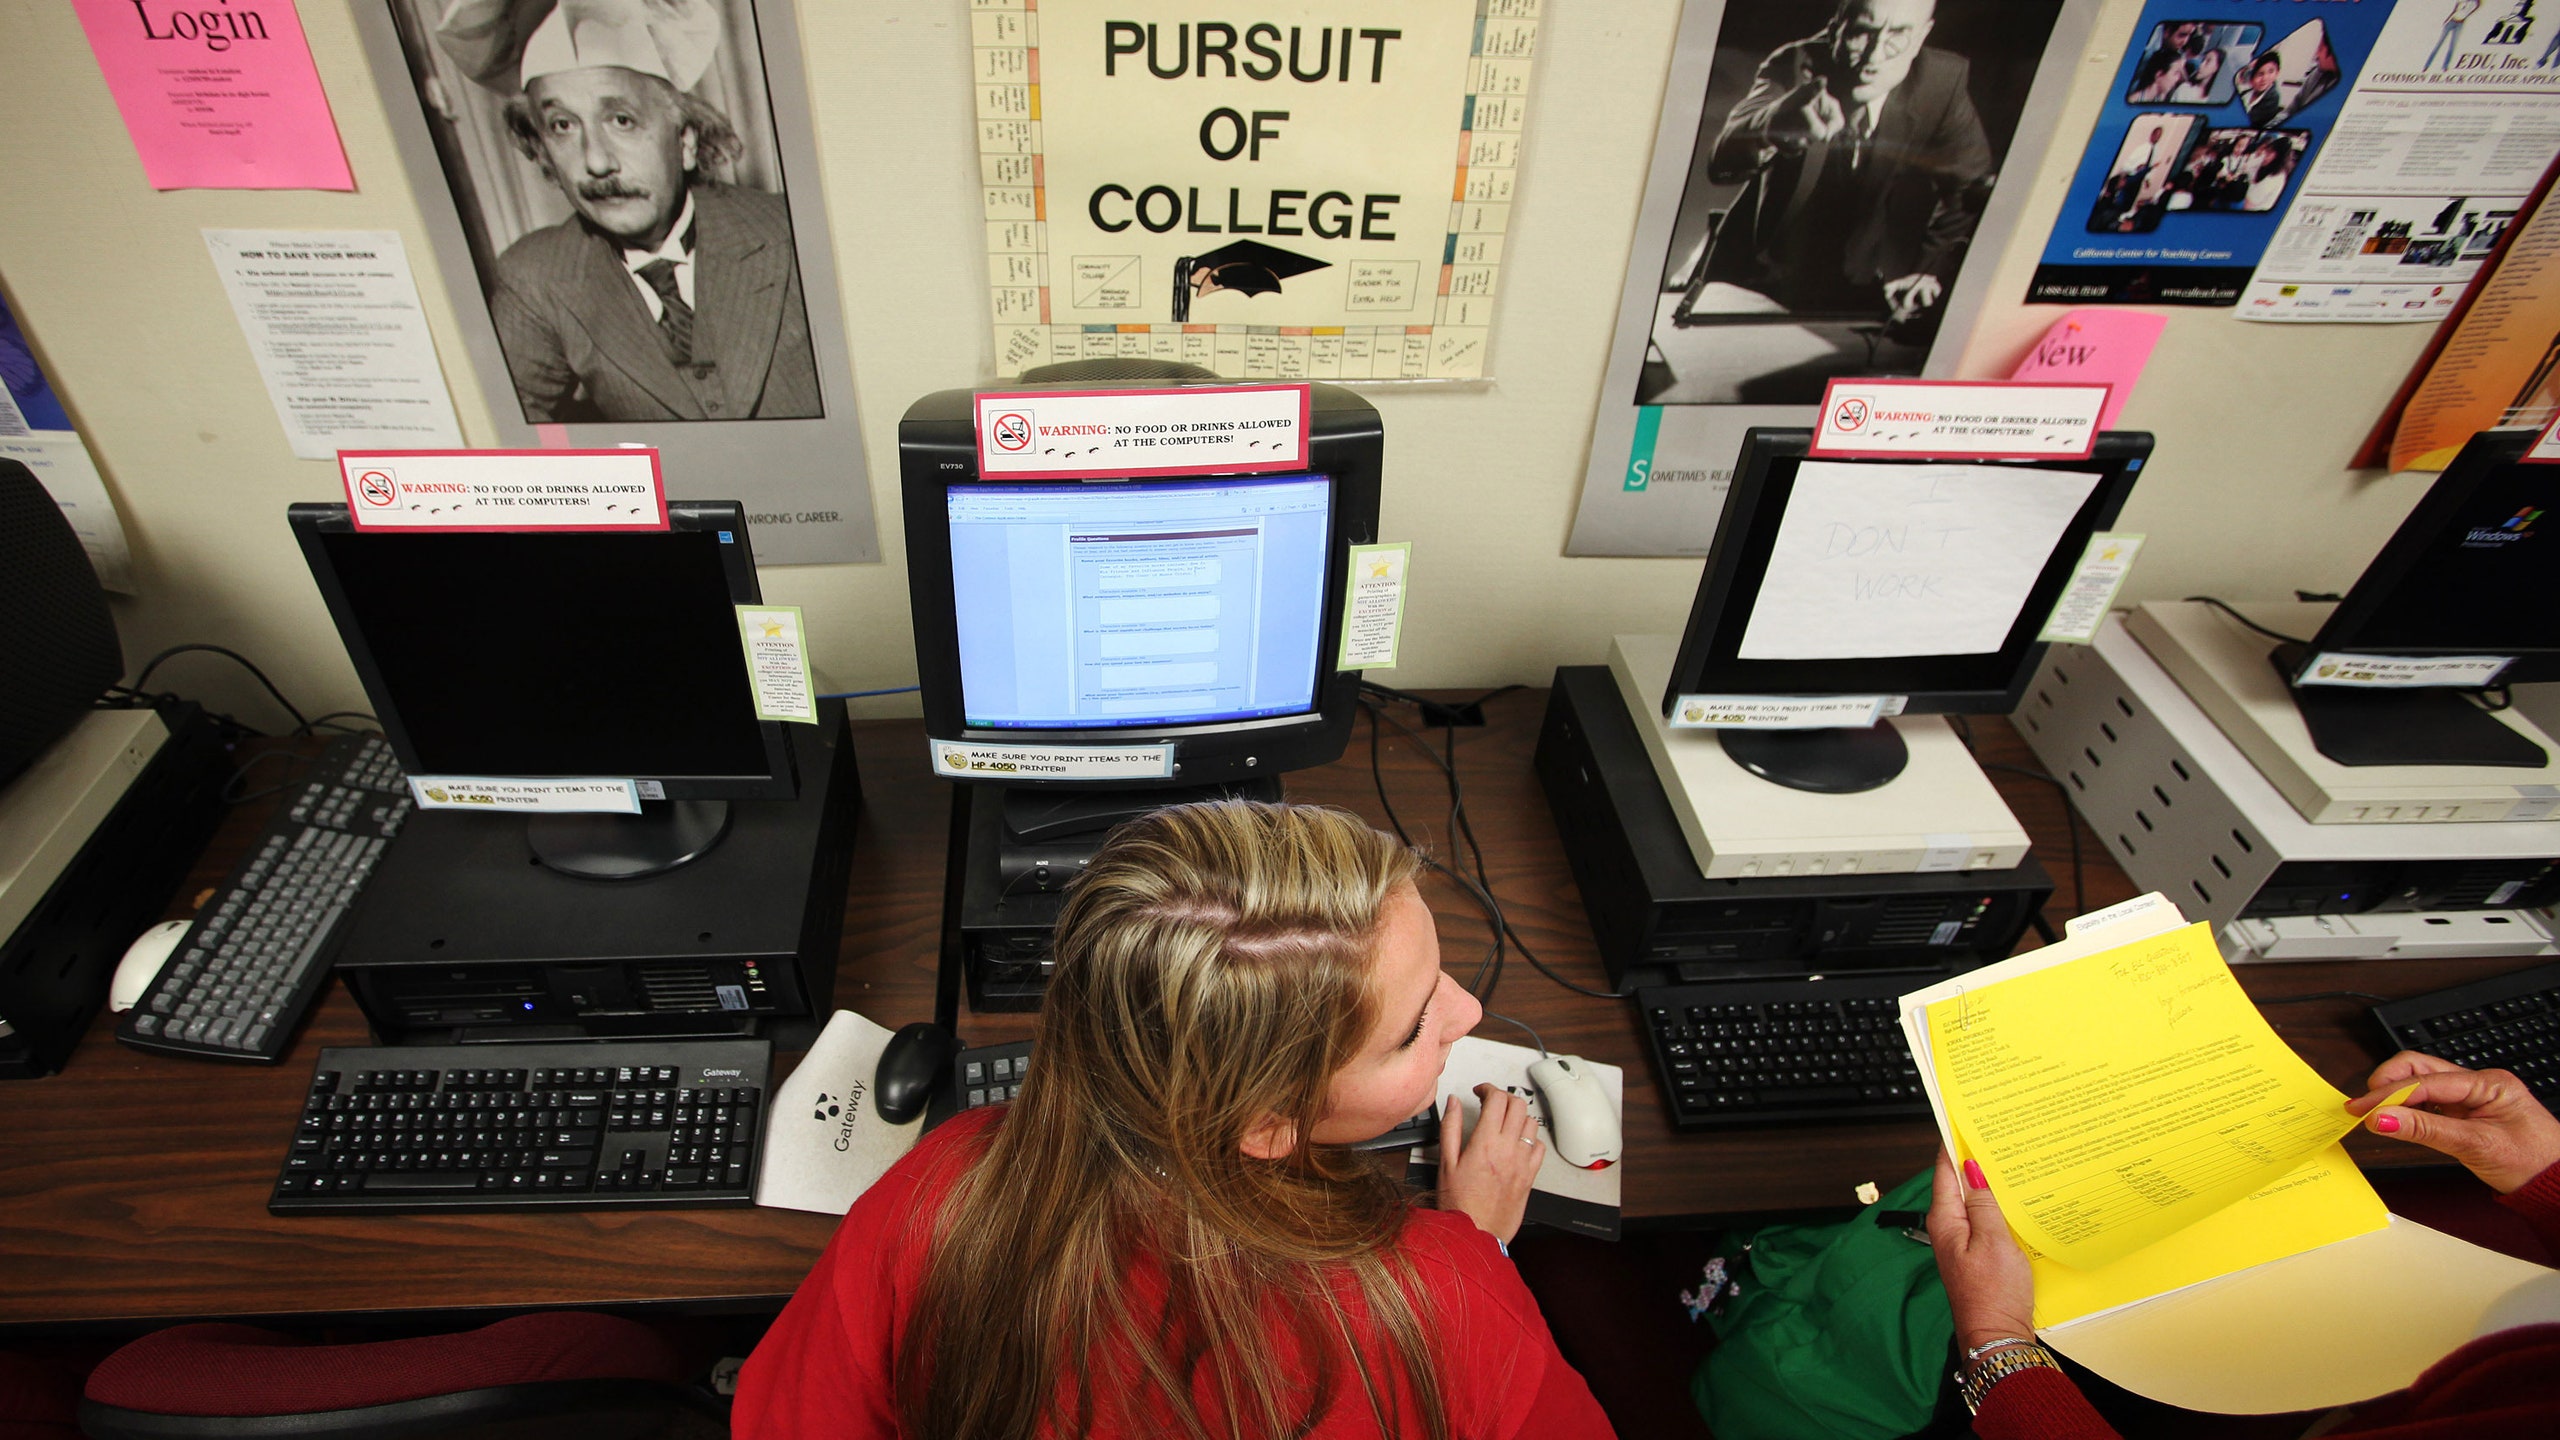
left=736, top=604, right=819, bottom=723
left=1338, top=542, right=1410, bottom=670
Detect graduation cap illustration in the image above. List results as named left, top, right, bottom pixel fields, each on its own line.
left=1171, top=240, right=1331, bottom=322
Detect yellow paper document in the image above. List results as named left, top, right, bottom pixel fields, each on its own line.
left=1923, top=923, right=2376, bottom=1272
left=2028, top=1145, right=2385, bottom=1327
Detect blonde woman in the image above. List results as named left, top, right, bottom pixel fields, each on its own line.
left=738, top=801, right=1611, bottom=1439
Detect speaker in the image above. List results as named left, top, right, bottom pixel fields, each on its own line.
left=0, top=458, right=120, bottom=785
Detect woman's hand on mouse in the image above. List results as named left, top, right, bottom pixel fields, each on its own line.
left=1927, top=1147, right=2038, bottom=1354
left=2348, top=1051, right=2560, bottom=1195
left=1438, top=1083, right=1541, bottom=1245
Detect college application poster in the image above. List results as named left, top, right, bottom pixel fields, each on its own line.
left=972, top=0, right=1539, bottom=381
left=2029, top=0, right=2394, bottom=308
left=2365, top=161, right=2560, bottom=468
left=352, top=0, right=877, bottom=565
left=1569, top=0, right=2101, bottom=557
left=2241, top=0, right=2560, bottom=321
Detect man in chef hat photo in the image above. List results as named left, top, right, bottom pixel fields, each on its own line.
left=405, top=0, right=822, bottom=424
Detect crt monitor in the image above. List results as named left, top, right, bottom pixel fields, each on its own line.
left=1664, top=427, right=2152, bottom=793
left=899, top=380, right=1383, bottom=793
left=2277, top=426, right=2560, bottom=768
left=287, top=502, right=794, bottom=879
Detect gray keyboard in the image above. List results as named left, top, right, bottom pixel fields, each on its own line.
left=116, top=734, right=410, bottom=1063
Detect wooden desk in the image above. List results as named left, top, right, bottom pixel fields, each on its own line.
left=0, top=693, right=2522, bottom=1326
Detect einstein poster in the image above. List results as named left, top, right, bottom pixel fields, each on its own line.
left=973, top=0, right=1540, bottom=381
left=1567, top=0, right=2101, bottom=557
left=354, top=0, right=875, bottom=565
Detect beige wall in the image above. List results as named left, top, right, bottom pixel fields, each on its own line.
left=0, top=0, right=2452, bottom=730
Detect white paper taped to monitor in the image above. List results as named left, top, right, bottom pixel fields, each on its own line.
left=1739, top=462, right=2099, bottom=661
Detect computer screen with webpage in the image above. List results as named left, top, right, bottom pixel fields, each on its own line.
left=947, top=474, right=1333, bottom=730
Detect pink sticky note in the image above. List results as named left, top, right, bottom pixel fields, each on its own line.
left=73, top=0, right=352, bottom=191
left=2008, top=310, right=2167, bottom=431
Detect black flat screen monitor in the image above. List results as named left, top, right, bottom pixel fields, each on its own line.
left=289, top=503, right=794, bottom=876
left=2296, top=428, right=2560, bottom=685
left=2277, top=427, right=2560, bottom=768
left=899, top=381, right=1382, bottom=791
left=1664, top=427, right=2151, bottom=792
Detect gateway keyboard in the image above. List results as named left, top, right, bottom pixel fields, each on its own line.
left=269, top=1039, right=769, bottom=1213
left=1637, top=975, right=1935, bottom=1129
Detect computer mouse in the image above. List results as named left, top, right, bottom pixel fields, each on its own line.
left=1527, top=1055, right=1621, bottom=1170
left=874, top=1022, right=961, bottom=1126
left=109, top=920, right=193, bottom=1012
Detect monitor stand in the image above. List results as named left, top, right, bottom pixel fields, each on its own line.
left=528, top=800, right=733, bottom=881
left=1605, top=635, right=2030, bottom=880
left=2269, top=644, right=2548, bottom=769
left=1719, top=725, right=1911, bottom=795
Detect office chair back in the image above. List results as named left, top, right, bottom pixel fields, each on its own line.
left=77, top=1313, right=693, bottom=1440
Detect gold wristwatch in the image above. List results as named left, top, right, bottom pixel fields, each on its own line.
left=1958, top=1341, right=2062, bottom=1414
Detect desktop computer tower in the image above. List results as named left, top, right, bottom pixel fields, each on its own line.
left=1536, top=667, right=2051, bottom=992
left=332, top=709, right=860, bottom=1047
left=0, top=704, right=232, bottom=1077
left=2018, top=617, right=2560, bottom=947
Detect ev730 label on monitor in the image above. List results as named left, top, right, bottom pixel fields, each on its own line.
left=407, top=777, right=642, bottom=813
left=930, top=741, right=1176, bottom=781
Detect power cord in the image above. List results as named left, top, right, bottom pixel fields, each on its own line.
left=1949, top=714, right=2087, bottom=923
left=126, top=644, right=312, bottom=733
left=2184, top=596, right=2310, bottom=648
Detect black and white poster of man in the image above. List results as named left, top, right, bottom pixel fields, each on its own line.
left=1569, top=0, right=2098, bottom=557
left=355, top=0, right=877, bottom=564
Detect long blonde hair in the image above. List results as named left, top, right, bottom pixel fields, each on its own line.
left=897, top=800, right=1445, bottom=1440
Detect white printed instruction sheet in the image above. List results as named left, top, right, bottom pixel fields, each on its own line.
left=203, top=230, right=464, bottom=459
left=1738, top=462, right=2098, bottom=660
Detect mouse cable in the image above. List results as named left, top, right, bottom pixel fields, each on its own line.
left=1361, top=695, right=1514, bottom=999
left=1362, top=698, right=1508, bottom=998
left=1364, top=693, right=1626, bottom=1002
left=1483, top=1009, right=1547, bottom=1057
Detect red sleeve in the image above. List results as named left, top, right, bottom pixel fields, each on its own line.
left=1968, top=1365, right=2122, bottom=1440
left=1400, top=1213, right=1616, bottom=1440
left=2494, top=1159, right=2560, bottom=1251
left=733, top=1109, right=999, bottom=1440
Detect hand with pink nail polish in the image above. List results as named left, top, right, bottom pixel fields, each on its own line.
left=2347, top=1051, right=2560, bottom=1195
left=1926, top=1147, right=2038, bottom=1352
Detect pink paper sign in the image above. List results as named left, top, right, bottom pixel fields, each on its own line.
left=74, top=0, right=352, bottom=191
left=2007, top=310, right=2166, bottom=431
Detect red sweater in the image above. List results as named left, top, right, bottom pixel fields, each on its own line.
left=735, top=1107, right=1614, bottom=1439
left=1976, top=1162, right=2560, bottom=1440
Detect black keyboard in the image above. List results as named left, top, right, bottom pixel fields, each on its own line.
left=946, top=1038, right=1435, bottom=1149
left=269, top=1039, right=769, bottom=1213
left=1637, top=975, right=1934, bottom=1128
left=118, top=733, right=410, bottom=1063
left=2373, top=962, right=2560, bottom=1104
